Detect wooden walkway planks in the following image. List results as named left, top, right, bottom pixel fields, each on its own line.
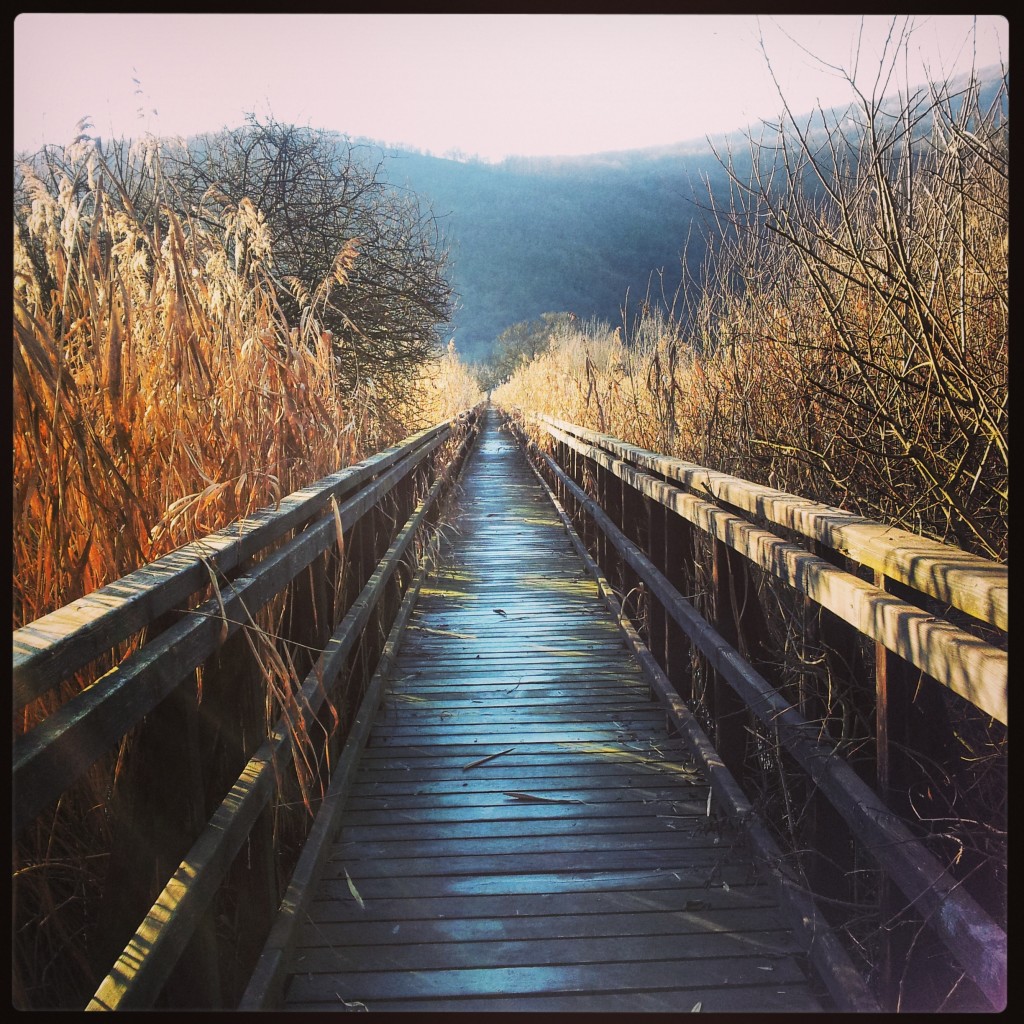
left=281, top=410, right=825, bottom=1013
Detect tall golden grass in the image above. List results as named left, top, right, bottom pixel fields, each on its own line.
left=13, top=134, right=478, bottom=632
left=12, top=131, right=479, bottom=1008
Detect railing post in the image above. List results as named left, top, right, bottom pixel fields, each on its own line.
left=595, top=460, right=610, bottom=576
left=663, top=508, right=694, bottom=702
left=646, top=495, right=667, bottom=672
left=619, top=477, right=645, bottom=630
left=553, top=439, right=564, bottom=509
left=91, top=657, right=222, bottom=1007
left=796, top=542, right=866, bottom=910
left=577, top=450, right=598, bottom=556
left=709, top=538, right=750, bottom=783
left=289, top=544, right=332, bottom=688
left=184, top=555, right=282, bottom=1005
left=601, top=461, right=623, bottom=590
left=359, top=500, right=387, bottom=697
left=873, top=569, right=959, bottom=1011
left=565, top=442, right=578, bottom=524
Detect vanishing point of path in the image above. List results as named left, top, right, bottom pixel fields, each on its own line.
left=281, top=409, right=825, bottom=1012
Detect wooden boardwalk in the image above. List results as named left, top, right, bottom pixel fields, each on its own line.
left=281, top=411, right=826, bottom=1012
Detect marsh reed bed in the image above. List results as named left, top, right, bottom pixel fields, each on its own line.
left=13, top=131, right=478, bottom=1007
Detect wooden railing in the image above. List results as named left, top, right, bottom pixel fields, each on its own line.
left=508, top=410, right=1006, bottom=1012
left=13, top=408, right=480, bottom=1010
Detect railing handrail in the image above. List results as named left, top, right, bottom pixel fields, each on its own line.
left=13, top=419, right=454, bottom=710
left=538, top=417, right=1007, bottom=725
left=539, top=414, right=1008, bottom=633
left=13, top=429, right=449, bottom=836
left=514, top=410, right=1006, bottom=1010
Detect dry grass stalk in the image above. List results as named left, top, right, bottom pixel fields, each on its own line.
left=12, top=129, right=477, bottom=1008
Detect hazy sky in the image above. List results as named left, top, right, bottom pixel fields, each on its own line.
left=14, top=13, right=1008, bottom=161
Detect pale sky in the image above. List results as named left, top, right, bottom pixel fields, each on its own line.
left=13, top=13, right=1008, bottom=161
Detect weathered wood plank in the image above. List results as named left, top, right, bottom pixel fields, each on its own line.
left=286, top=956, right=812, bottom=1002
left=293, top=930, right=803, bottom=972
left=297, top=905, right=796, bottom=944
left=335, top=819, right=709, bottom=849
left=273, top=410, right=825, bottom=1013
left=327, top=830, right=707, bottom=859
left=305, top=883, right=778, bottom=929
left=286, top=986, right=823, bottom=1013
left=348, top=771, right=703, bottom=797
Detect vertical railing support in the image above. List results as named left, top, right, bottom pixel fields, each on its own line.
left=596, top=461, right=611, bottom=577
left=619, top=476, right=645, bottom=630
left=92, top=662, right=222, bottom=1007
left=602, top=462, right=623, bottom=592
left=663, top=509, right=694, bottom=703
left=873, top=569, right=960, bottom=1010
left=646, top=495, right=667, bottom=672
left=709, top=538, right=750, bottom=783
left=793, top=543, right=866, bottom=909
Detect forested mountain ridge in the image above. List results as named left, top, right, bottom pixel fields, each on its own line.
left=353, top=63, right=1005, bottom=364
left=367, top=141, right=726, bottom=364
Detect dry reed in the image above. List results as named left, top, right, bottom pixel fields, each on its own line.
left=12, top=128, right=478, bottom=1008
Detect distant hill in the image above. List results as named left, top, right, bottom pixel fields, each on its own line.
left=348, top=64, right=1006, bottom=365
left=358, top=141, right=735, bottom=364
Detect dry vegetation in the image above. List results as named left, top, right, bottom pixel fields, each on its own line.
left=496, top=55, right=1007, bottom=1010
left=13, top=130, right=478, bottom=630
left=496, top=57, right=1007, bottom=562
left=12, top=127, right=479, bottom=1007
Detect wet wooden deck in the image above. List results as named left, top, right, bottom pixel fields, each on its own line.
left=281, top=410, right=825, bottom=1012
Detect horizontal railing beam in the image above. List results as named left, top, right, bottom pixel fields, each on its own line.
left=14, top=436, right=448, bottom=835
left=542, top=422, right=1006, bottom=725
left=539, top=415, right=1007, bottom=632
left=13, top=421, right=454, bottom=709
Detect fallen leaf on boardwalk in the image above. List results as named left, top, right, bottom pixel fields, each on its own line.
left=462, top=747, right=514, bottom=770
left=336, top=995, right=368, bottom=1010
left=344, top=869, right=365, bottom=909
left=493, top=608, right=507, bottom=617
left=502, top=791, right=585, bottom=804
